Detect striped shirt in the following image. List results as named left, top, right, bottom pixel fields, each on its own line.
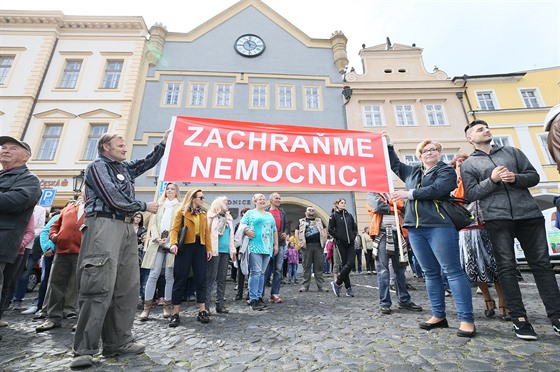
left=84, top=142, right=165, bottom=217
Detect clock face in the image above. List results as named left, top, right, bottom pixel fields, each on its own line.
left=234, top=34, right=265, bottom=57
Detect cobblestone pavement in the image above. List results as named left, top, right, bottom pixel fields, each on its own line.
left=1, top=271, right=559, bottom=371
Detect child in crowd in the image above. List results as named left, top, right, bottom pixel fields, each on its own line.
left=286, top=241, right=299, bottom=284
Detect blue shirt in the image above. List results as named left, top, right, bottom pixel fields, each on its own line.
left=240, top=209, right=277, bottom=256
left=218, top=226, right=231, bottom=254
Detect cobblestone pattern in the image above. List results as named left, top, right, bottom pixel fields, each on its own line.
left=1, top=272, right=559, bottom=371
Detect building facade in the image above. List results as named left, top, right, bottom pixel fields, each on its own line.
left=343, top=41, right=472, bottom=228
left=130, top=0, right=350, bottom=230
left=453, top=67, right=560, bottom=210
left=0, top=10, right=150, bottom=206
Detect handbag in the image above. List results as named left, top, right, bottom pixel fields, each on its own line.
left=439, top=197, right=475, bottom=230
left=178, top=214, right=188, bottom=247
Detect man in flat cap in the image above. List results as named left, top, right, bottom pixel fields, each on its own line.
left=0, top=136, right=41, bottom=329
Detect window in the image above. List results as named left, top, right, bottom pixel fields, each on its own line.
left=520, top=89, right=540, bottom=108
left=164, top=82, right=182, bottom=105
left=440, top=154, right=455, bottom=163
left=215, top=83, right=233, bottom=108
left=188, top=83, right=207, bottom=107
left=425, top=104, right=446, bottom=126
left=492, top=136, right=511, bottom=147
left=404, top=155, right=421, bottom=166
left=395, top=105, right=415, bottom=126
left=251, top=84, right=268, bottom=108
left=59, top=60, right=82, bottom=89
left=37, top=124, right=63, bottom=160
left=476, top=91, right=496, bottom=111
left=0, top=55, right=15, bottom=84
left=304, top=86, right=321, bottom=109
left=100, top=60, right=123, bottom=89
left=539, top=133, right=554, bottom=164
left=277, top=85, right=294, bottom=109
left=82, top=124, right=108, bottom=160
left=363, top=105, right=384, bottom=127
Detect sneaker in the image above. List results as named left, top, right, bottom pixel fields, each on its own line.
left=389, top=284, right=396, bottom=293
left=476, top=287, right=483, bottom=295
left=380, top=306, right=392, bottom=314
left=169, top=313, right=180, bottom=328
left=345, top=287, right=354, bottom=297
left=250, top=300, right=264, bottom=311
left=270, top=295, right=283, bottom=304
left=36, top=320, right=61, bottom=333
left=444, top=288, right=452, bottom=297
left=0, top=320, right=8, bottom=327
left=196, top=310, right=210, bottom=324
left=512, top=318, right=538, bottom=340
left=330, top=281, right=341, bottom=297
left=65, top=313, right=78, bottom=319
left=299, top=287, right=309, bottom=293
left=398, top=302, right=423, bottom=312
left=71, top=355, right=93, bottom=368
left=406, top=283, right=416, bottom=290
left=32, top=312, right=46, bottom=320
left=21, top=305, right=38, bottom=315
left=102, top=341, right=145, bottom=357
left=552, top=319, right=560, bottom=337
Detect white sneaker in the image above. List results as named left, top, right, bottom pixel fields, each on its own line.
left=476, top=287, right=483, bottom=295
left=21, top=305, right=38, bottom=315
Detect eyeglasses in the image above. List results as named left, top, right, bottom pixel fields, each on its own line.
left=421, top=148, right=439, bottom=154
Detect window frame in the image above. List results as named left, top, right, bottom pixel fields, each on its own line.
left=276, top=84, right=296, bottom=110
left=538, top=133, right=555, bottom=164
left=475, top=90, right=499, bottom=111
left=213, top=82, right=234, bottom=109
left=424, top=103, right=447, bottom=126
left=58, top=59, right=83, bottom=89
left=36, top=123, right=64, bottom=161
left=99, top=59, right=124, bottom=89
left=302, top=85, right=322, bottom=111
left=161, top=81, right=183, bottom=107
left=81, top=124, right=109, bottom=161
left=249, top=83, right=270, bottom=110
left=186, top=82, right=208, bottom=108
left=0, top=54, right=17, bottom=86
left=394, top=104, right=416, bottom=126
left=492, top=135, right=512, bottom=147
left=519, top=88, right=543, bottom=109
left=363, top=104, right=385, bottom=127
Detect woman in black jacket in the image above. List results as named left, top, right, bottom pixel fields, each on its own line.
left=328, top=198, right=358, bottom=298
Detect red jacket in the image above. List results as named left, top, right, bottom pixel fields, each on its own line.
left=49, top=202, right=85, bottom=254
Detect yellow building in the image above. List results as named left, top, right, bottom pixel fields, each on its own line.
left=453, top=67, right=560, bottom=210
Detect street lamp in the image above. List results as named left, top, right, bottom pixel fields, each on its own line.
left=72, top=170, right=85, bottom=200
left=342, top=86, right=353, bottom=102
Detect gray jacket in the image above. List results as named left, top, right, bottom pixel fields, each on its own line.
left=460, top=145, right=542, bottom=221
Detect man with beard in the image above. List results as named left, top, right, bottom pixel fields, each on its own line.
left=295, top=206, right=328, bottom=292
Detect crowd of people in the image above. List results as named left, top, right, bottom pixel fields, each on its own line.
left=1, top=106, right=560, bottom=368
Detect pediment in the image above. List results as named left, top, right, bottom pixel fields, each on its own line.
left=170, top=0, right=330, bottom=48
left=362, top=43, right=422, bottom=53
left=79, top=109, right=121, bottom=119
left=34, top=109, right=77, bottom=119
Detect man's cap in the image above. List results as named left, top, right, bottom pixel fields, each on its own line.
left=544, top=104, right=560, bottom=131
left=0, top=136, right=32, bottom=154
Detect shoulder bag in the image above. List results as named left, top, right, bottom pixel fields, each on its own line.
left=439, top=197, right=474, bottom=230
left=177, top=214, right=188, bottom=250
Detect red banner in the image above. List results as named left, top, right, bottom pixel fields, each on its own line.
left=161, top=116, right=392, bottom=192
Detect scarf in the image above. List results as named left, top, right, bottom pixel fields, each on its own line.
left=215, top=213, right=228, bottom=236
left=160, top=198, right=179, bottom=233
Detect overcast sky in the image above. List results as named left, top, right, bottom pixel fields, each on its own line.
left=5, top=0, right=559, bottom=77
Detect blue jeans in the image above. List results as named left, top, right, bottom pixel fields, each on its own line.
left=408, top=227, right=474, bottom=323
left=354, top=248, right=363, bottom=273
left=288, top=263, right=298, bottom=281
left=37, top=255, right=54, bottom=311
left=262, top=245, right=285, bottom=297
left=249, top=253, right=270, bottom=301
left=485, top=218, right=560, bottom=320
left=323, top=253, right=330, bottom=273
left=376, top=234, right=412, bottom=307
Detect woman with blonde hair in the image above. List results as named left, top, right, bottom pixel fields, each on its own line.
left=236, top=193, right=278, bottom=311
left=139, top=182, right=181, bottom=321
left=168, top=189, right=212, bottom=326
left=385, top=133, right=475, bottom=337
left=206, top=196, right=236, bottom=314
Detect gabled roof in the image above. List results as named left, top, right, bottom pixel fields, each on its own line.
left=166, top=0, right=334, bottom=48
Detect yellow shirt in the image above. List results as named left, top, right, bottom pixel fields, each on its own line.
left=193, top=214, right=200, bottom=236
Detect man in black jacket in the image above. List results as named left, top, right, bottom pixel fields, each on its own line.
left=461, top=120, right=560, bottom=340
left=0, top=136, right=41, bottom=330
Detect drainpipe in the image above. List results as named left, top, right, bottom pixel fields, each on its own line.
left=456, top=92, right=469, bottom=126
left=20, top=38, right=59, bottom=140
left=461, top=74, right=476, bottom=121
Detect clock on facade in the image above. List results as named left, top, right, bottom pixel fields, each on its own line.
left=234, top=34, right=265, bottom=57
